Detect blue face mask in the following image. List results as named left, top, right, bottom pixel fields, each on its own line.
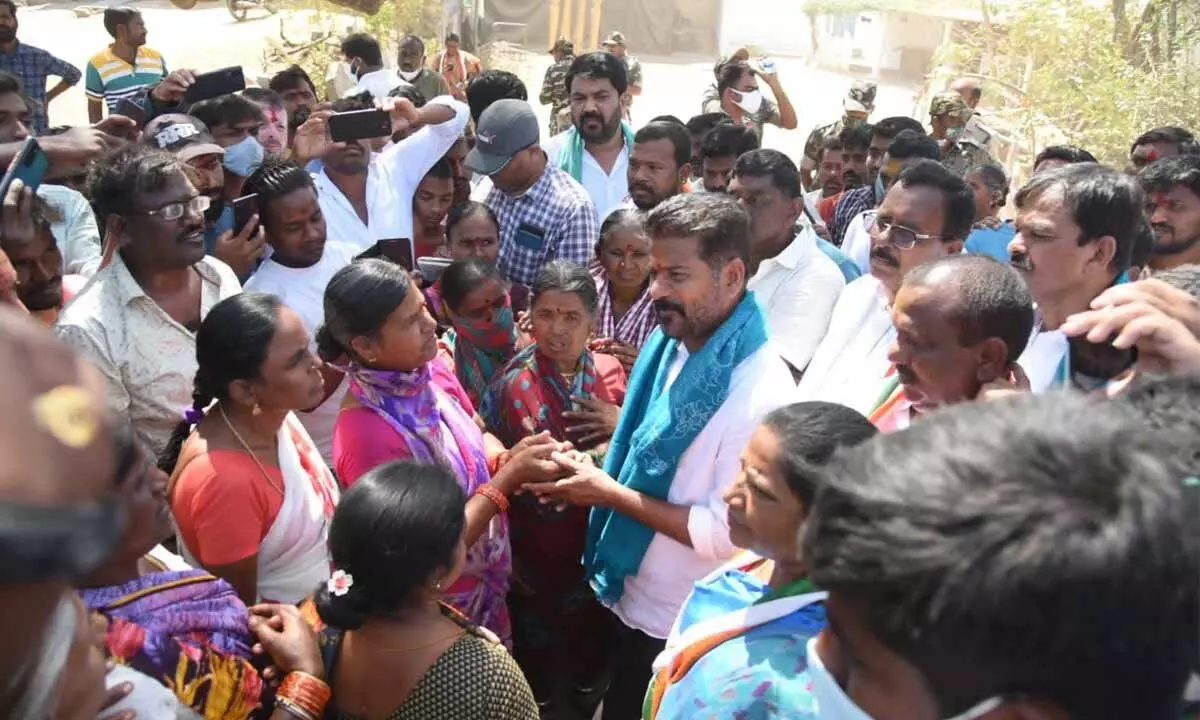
left=223, top=136, right=264, bottom=178
left=874, top=172, right=887, bottom=203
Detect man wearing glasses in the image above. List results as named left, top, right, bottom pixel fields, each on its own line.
left=797, top=160, right=972, bottom=414
left=57, top=143, right=241, bottom=459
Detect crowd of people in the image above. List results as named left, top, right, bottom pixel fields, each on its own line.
left=2, top=5, right=1200, bottom=720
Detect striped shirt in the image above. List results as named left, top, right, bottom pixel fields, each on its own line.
left=85, top=46, right=167, bottom=112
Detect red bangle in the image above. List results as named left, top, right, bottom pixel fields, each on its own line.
left=474, top=483, right=510, bottom=513
left=277, top=671, right=331, bottom=720
left=488, top=450, right=511, bottom=476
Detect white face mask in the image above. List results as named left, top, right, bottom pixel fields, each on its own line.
left=806, top=638, right=1005, bottom=720
left=734, top=88, right=764, bottom=115
left=398, top=68, right=421, bottom=81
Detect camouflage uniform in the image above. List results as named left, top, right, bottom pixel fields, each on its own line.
left=803, top=80, right=876, bottom=168
left=541, top=38, right=575, bottom=137
left=930, top=91, right=994, bottom=177
left=603, top=31, right=640, bottom=122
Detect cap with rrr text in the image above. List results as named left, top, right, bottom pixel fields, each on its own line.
left=140, top=114, right=225, bottom=162
left=550, top=37, right=575, bottom=55
left=844, top=80, right=877, bottom=114
left=602, top=31, right=627, bottom=47
left=929, top=91, right=972, bottom=121
left=465, top=99, right=540, bottom=176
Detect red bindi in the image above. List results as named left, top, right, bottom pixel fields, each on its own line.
left=1147, top=149, right=1159, bottom=162
left=624, top=243, right=634, bottom=253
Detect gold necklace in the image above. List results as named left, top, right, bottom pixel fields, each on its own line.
left=218, top=403, right=284, bottom=497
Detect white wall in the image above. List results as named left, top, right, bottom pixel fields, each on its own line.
left=718, top=0, right=814, bottom=58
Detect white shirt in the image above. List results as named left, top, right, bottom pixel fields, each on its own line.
left=797, top=274, right=896, bottom=416
left=244, top=241, right=359, bottom=464
left=55, top=255, right=242, bottom=457
left=803, top=188, right=829, bottom=229
left=748, top=227, right=846, bottom=373
left=840, top=209, right=874, bottom=276
left=315, top=96, right=468, bottom=254
left=38, top=184, right=101, bottom=277
left=542, top=129, right=630, bottom=223
left=611, top=343, right=799, bottom=638
left=347, top=68, right=408, bottom=101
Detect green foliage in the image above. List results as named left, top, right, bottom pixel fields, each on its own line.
left=261, top=0, right=442, bottom=96
left=948, top=0, right=1200, bottom=165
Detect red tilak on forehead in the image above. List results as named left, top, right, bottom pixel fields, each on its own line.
left=1147, top=148, right=1160, bottom=163
left=1152, top=190, right=1171, bottom=206
left=625, top=243, right=634, bottom=253
left=266, top=107, right=282, bottom=125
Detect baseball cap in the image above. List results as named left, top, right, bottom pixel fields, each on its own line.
left=549, top=37, right=575, bottom=55
left=602, top=31, right=627, bottom=47
left=929, top=91, right=971, bottom=120
left=465, top=99, right=539, bottom=175
left=141, top=114, right=224, bottom=162
left=844, top=80, right=877, bottom=114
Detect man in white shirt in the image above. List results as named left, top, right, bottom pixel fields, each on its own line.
left=798, top=160, right=970, bottom=415
left=840, top=130, right=943, bottom=275
left=243, top=159, right=358, bottom=464
left=1009, top=163, right=1146, bottom=391
left=729, top=149, right=845, bottom=375
left=303, top=92, right=467, bottom=256
left=526, top=193, right=797, bottom=720
left=542, top=52, right=633, bottom=222
left=56, top=144, right=241, bottom=458
left=339, top=32, right=405, bottom=101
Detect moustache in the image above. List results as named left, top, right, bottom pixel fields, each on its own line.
left=581, top=113, right=604, bottom=124
left=870, top=246, right=899, bottom=268
left=1010, top=251, right=1034, bottom=272
left=653, top=299, right=685, bottom=316
left=630, top=181, right=653, bottom=194
left=1151, top=223, right=1173, bottom=236
left=895, top=364, right=918, bottom=385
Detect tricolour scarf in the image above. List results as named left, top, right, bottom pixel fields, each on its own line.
left=585, top=292, right=768, bottom=604
left=556, top=121, right=637, bottom=183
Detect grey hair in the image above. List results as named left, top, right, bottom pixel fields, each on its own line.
left=531, top=260, right=599, bottom=315
left=968, top=162, right=1009, bottom=207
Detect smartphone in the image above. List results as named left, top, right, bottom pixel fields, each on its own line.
left=113, top=98, right=146, bottom=128
left=184, top=66, right=247, bottom=103
left=417, top=256, right=453, bottom=284
left=230, top=193, right=259, bottom=237
left=377, top=238, right=414, bottom=271
left=0, top=137, right=49, bottom=204
left=327, top=108, right=392, bottom=143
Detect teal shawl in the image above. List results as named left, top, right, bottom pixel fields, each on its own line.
left=585, top=293, right=769, bottom=604
left=556, top=121, right=637, bottom=183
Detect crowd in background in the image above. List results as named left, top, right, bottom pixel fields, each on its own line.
left=2, top=5, right=1200, bottom=720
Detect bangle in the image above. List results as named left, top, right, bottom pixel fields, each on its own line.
left=488, top=450, right=511, bottom=475
left=474, top=483, right=510, bottom=513
left=277, top=671, right=331, bottom=720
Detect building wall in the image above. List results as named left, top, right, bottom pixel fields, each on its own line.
left=718, top=0, right=814, bottom=57
left=811, top=10, right=946, bottom=77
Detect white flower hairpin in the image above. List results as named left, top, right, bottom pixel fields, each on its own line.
left=328, top=569, right=354, bottom=596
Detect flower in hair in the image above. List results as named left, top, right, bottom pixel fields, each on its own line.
left=328, top=569, right=354, bottom=596
left=183, top=406, right=204, bottom=425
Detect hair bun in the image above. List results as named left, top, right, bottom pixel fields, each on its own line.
left=313, top=582, right=370, bottom=631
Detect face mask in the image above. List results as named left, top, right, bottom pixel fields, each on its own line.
left=399, top=68, right=422, bottom=81
left=734, top=88, right=763, bottom=115
left=223, top=136, right=264, bottom=178
left=806, top=638, right=1006, bottom=720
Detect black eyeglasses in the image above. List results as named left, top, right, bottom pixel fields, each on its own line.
left=0, top=497, right=125, bottom=584
left=866, top=211, right=948, bottom=250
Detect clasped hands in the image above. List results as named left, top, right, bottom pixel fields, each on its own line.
left=495, top=431, right=621, bottom=509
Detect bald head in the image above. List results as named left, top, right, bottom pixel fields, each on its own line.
left=950, top=77, right=982, bottom=109
left=903, top=254, right=1034, bottom=363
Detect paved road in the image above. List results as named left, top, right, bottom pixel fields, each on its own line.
left=18, top=2, right=921, bottom=160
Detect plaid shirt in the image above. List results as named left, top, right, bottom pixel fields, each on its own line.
left=0, top=42, right=81, bottom=132
left=482, top=162, right=598, bottom=287
left=830, top=185, right=877, bottom=248
left=592, top=266, right=657, bottom=348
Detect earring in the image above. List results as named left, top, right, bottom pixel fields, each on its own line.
left=434, top=581, right=442, bottom=591
left=365, top=356, right=378, bottom=364
left=251, top=402, right=261, bottom=416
